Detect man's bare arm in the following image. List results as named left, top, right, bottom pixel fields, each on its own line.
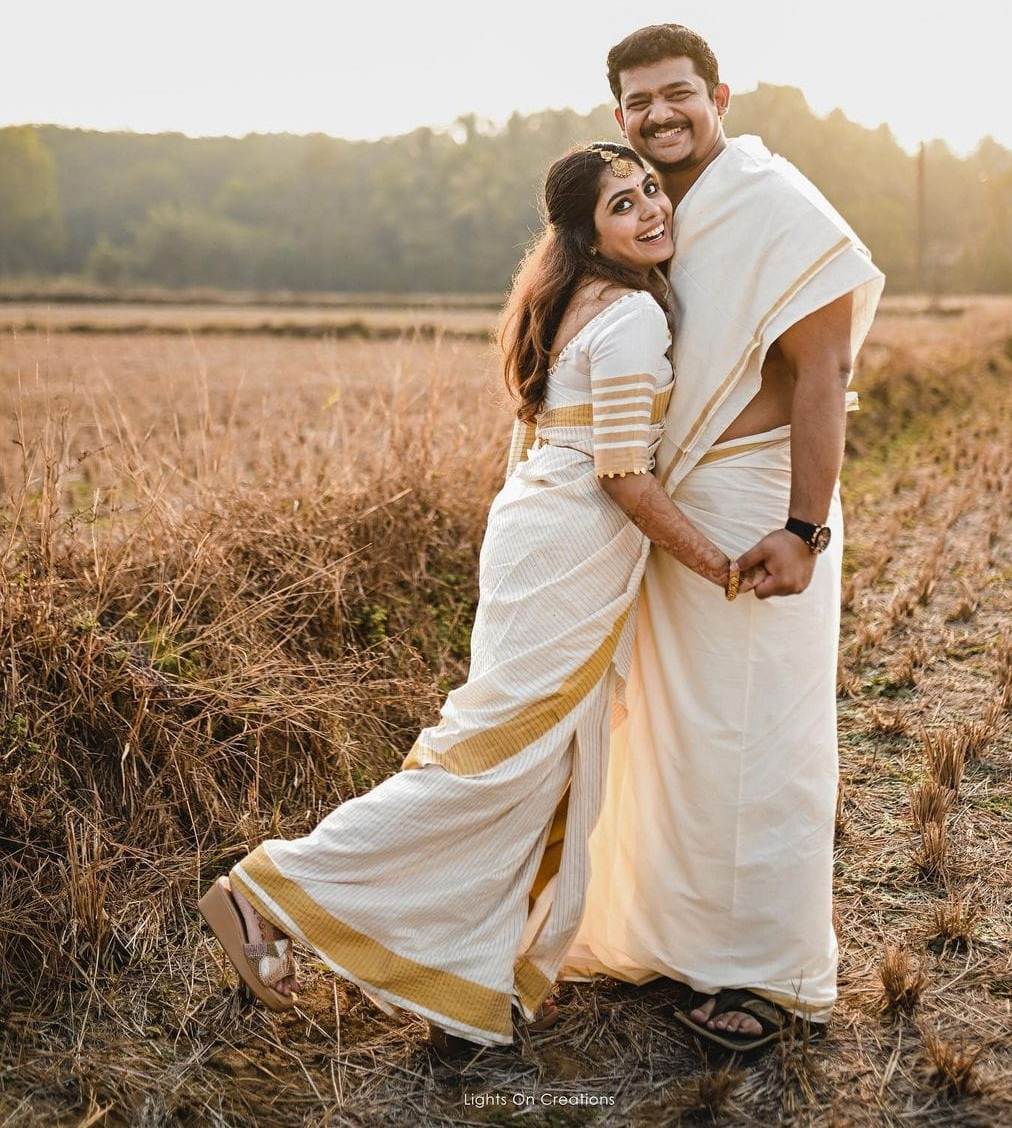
left=783, top=289, right=854, bottom=524
left=736, top=291, right=854, bottom=599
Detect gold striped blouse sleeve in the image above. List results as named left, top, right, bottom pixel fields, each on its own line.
left=587, top=293, right=670, bottom=479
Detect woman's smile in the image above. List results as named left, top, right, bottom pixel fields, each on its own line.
left=636, top=222, right=667, bottom=244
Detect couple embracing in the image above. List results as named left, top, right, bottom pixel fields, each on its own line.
left=198, top=24, right=884, bottom=1054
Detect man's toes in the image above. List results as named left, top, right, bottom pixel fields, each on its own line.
left=690, top=997, right=716, bottom=1023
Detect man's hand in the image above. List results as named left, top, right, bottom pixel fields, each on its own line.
left=736, top=530, right=815, bottom=600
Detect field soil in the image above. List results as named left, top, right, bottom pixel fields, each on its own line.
left=1, top=298, right=1011, bottom=1125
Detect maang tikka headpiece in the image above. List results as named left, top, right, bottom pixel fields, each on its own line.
left=588, top=144, right=635, bottom=179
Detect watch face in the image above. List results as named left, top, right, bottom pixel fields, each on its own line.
left=814, top=526, right=832, bottom=552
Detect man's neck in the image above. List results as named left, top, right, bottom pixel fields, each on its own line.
left=658, top=134, right=728, bottom=211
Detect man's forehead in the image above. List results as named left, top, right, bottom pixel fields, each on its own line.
left=619, top=56, right=702, bottom=99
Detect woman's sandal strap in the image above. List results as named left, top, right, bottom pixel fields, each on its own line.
left=244, top=939, right=291, bottom=960
left=243, top=938, right=295, bottom=988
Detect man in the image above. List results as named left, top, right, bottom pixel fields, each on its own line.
left=562, top=24, right=884, bottom=1049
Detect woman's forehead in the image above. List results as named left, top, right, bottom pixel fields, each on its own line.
left=598, top=167, right=650, bottom=203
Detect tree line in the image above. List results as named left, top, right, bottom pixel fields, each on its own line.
left=2, top=84, right=1010, bottom=294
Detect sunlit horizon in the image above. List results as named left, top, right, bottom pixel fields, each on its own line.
left=5, top=0, right=1011, bottom=157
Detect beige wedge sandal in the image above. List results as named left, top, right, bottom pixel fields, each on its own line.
left=198, top=876, right=299, bottom=1012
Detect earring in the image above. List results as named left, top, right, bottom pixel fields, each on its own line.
left=590, top=247, right=598, bottom=256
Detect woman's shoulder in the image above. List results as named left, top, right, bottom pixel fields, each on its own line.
left=550, top=285, right=669, bottom=372
left=581, top=285, right=653, bottom=322
left=569, top=286, right=663, bottom=339
left=550, top=285, right=635, bottom=367
left=584, top=287, right=670, bottom=347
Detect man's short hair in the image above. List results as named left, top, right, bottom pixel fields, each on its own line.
left=607, top=24, right=720, bottom=102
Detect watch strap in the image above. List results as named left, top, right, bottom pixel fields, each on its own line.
left=785, top=517, right=819, bottom=545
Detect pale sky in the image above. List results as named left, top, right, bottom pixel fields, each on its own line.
left=5, top=0, right=1011, bottom=155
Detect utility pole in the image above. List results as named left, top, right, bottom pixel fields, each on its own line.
left=915, top=141, right=926, bottom=295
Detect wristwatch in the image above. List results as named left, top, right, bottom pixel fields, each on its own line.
left=785, top=516, right=832, bottom=554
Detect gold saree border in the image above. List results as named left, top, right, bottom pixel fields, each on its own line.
left=231, top=847, right=515, bottom=1038
left=506, top=419, right=537, bottom=476
left=514, top=956, right=554, bottom=1015
left=695, top=436, right=787, bottom=467
left=402, top=606, right=630, bottom=776
left=529, top=785, right=569, bottom=906
left=658, top=238, right=850, bottom=488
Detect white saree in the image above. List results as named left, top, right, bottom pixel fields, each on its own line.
left=562, top=136, right=885, bottom=1020
left=230, top=291, right=672, bottom=1045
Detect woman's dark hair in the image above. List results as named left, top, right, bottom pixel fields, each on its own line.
left=500, top=142, right=669, bottom=423
left=607, top=23, right=720, bottom=102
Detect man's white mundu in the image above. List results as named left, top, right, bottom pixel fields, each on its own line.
left=564, top=136, right=884, bottom=1020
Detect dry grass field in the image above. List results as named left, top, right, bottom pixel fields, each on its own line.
left=1, top=297, right=1011, bottom=1126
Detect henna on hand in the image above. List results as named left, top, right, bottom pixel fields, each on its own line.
left=604, top=473, right=729, bottom=587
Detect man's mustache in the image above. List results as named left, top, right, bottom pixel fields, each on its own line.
left=644, top=119, right=691, bottom=138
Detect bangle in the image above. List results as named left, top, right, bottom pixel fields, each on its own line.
left=725, top=560, right=740, bottom=602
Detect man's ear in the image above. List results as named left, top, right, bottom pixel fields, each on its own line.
left=714, top=83, right=731, bottom=119
left=614, top=105, right=627, bottom=137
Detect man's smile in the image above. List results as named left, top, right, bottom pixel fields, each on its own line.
left=646, top=121, right=690, bottom=141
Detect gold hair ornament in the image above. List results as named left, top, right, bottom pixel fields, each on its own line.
left=591, top=146, right=635, bottom=179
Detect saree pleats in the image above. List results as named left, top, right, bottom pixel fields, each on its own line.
left=230, top=415, right=665, bottom=1045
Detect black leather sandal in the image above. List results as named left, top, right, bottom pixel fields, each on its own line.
left=673, top=987, right=793, bottom=1052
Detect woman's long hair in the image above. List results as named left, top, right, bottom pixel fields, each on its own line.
left=500, top=143, right=670, bottom=422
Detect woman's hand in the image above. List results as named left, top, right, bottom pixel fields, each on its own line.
left=702, top=553, right=768, bottom=596
left=600, top=472, right=749, bottom=592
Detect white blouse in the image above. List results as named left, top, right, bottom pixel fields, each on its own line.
left=542, top=290, right=673, bottom=478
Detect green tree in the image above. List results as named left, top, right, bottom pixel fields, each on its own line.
left=0, top=127, right=64, bottom=274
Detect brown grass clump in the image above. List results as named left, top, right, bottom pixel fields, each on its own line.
left=960, top=718, right=995, bottom=760
left=920, top=1029, right=987, bottom=1097
left=996, top=634, right=1012, bottom=703
left=909, top=779, right=955, bottom=827
left=920, top=727, right=968, bottom=793
left=868, top=703, right=910, bottom=735
left=930, top=895, right=981, bottom=951
left=909, top=780, right=955, bottom=878
left=879, top=945, right=928, bottom=1015
left=677, top=1066, right=746, bottom=1121
left=945, top=578, right=979, bottom=623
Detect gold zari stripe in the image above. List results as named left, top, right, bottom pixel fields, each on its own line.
left=591, top=371, right=653, bottom=390
left=536, top=383, right=673, bottom=431
left=514, top=956, right=554, bottom=1015
left=231, top=848, right=514, bottom=1037
left=403, top=607, right=630, bottom=776
left=658, top=239, right=850, bottom=487
left=696, top=436, right=787, bottom=466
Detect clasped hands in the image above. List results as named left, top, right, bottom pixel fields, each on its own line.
left=716, top=529, right=816, bottom=600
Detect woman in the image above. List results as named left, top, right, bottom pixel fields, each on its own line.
left=198, top=142, right=755, bottom=1048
